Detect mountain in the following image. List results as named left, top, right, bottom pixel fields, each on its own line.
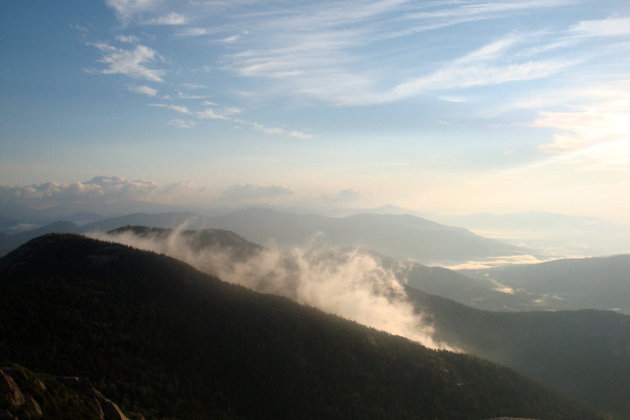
left=0, top=209, right=533, bottom=265
left=402, top=262, right=515, bottom=309
left=98, top=226, right=630, bottom=417
left=0, top=234, right=599, bottom=419
left=460, top=255, right=630, bottom=314
left=407, top=288, right=630, bottom=418
left=108, top=225, right=263, bottom=262
left=0, top=220, right=80, bottom=257
left=82, top=212, right=200, bottom=233
left=204, top=209, right=530, bottom=264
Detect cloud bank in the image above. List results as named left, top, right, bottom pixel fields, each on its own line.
left=0, top=176, right=196, bottom=211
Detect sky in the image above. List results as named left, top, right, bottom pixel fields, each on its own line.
left=1, top=0, right=630, bottom=220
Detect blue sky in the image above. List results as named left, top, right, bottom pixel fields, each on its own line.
left=1, top=0, right=629, bottom=218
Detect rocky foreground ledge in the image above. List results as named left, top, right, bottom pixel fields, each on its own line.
left=0, top=363, right=142, bottom=420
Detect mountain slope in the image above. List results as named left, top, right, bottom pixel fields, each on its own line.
left=407, top=288, right=630, bottom=418
left=207, top=209, right=529, bottom=264
left=0, top=209, right=532, bottom=264
left=94, top=224, right=630, bottom=416
left=0, top=234, right=599, bottom=419
left=461, top=255, right=630, bottom=313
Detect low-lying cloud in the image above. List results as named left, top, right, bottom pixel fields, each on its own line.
left=89, top=227, right=451, bottom=350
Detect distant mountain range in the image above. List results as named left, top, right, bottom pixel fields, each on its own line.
left=2, top=211, right=628, bottom=314
left=0, top=208, right=530, bottom=264
left=460, top=255, right=630, bottom=314
left=0, top=234, right=600, bottom=419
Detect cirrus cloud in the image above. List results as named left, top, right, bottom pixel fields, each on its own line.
left=89, top=43, right=165, bottom=82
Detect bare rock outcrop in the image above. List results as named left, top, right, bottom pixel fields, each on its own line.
left=59, top=376, right=129, bottom=420
left=1, top=364, right=138, bottom=420
left=0, top=369, right=25, bottom=408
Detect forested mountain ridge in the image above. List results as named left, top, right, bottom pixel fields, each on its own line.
left=94, top=225, right=630, bottom=417
left=408, top=288, right=630, bottom=418
left=0, top=234, right=600, bottom=419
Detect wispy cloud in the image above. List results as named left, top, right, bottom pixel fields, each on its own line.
left=392, top=37, right=578, bottom=99
left=142, top=12, right=188, bottom=26
left=222, top=34, right=241, bottom=43
left=537, top=106, right=629, bottom=153
left=105, top=0, right=160, bottom=21
left=128, top=84, right=157, bottom=96
left=197, top=108, right=229, bottom=120
left=168, top=104, right=192, bottom=115
left=571, top=17, right=630, bottom=37
left=180, top=83, right=207, bottom=90
left=219, top=1, right=587, bottom=106
left=168, top=119, right=196, bottom=129
left=153, top=102, right=312, bottom=139
left=239, top=121, right=313, bottom=139
left=116, top=34, right=139, bottom=44
left=507, top=78, right=630, bottom=159
left=395, top=0, right=585, bottom=35
left=176, top=27, right=211, bottom=37
left=438, top=95, right=468, bottom=103
left=176, top=90, right=209, bottom=100
left=89, top=43, right=164, bottom=82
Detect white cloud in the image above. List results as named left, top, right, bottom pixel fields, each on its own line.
left=154, top=103, right=312, bottom=140
left=511, top=79, right=630, bottom=157
left=397, top=0, right=583, bottom=34
left=222, top=107, right=241, bottom=115
left=176, top=90, right=209, bottom=99
left=91, top=43, right=165, bottom=82
left=537, top=104, right=630, bottom=153
left=143, top=12, right=188, bottom=25
left=168, top=119, right=196, bottom=129
left=438, top=96, right=468, bottom=103
left=197, top=108, right=229, bottom=120
left=219, top=1, right=585, bottom=106
left=571, top=17, right=630, bottom=37
left=128, top=84, right=157, bottom=96
left=116, top=34, right=139, bottom=44
left=176, top=27, right=211, bottom=37
left=168, top=104, right=192, bottom=115
left=392, top=37, right=578, bottom=98
left=239, top=120, right=314, bottom=140
left=105, top=0, right=159, bottom=21
left=222, top=34, right=240, bottom=43
left=180, top=83, right=207, bottom=90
